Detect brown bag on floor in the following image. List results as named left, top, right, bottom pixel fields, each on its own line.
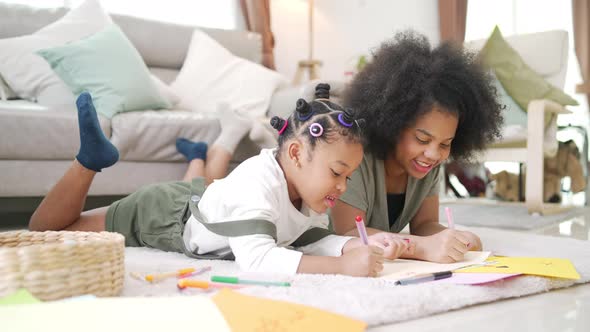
left=492, top=140, right=586, bottom=202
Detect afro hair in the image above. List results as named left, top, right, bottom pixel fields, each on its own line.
left=344, top=30, right=504, bottom=161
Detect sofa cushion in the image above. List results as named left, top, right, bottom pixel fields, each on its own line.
left=171, top=29, right=286, bottom=118
left=37, top=24, right=170, bottom=118
left=479, top=26, right=578, bottom=110
left=110, top=110, right=254, bottom=162
left=0, top=0, right=111, bottom=107
left=0, top=100, right=110, bottom=159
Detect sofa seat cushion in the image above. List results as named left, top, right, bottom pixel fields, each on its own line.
left=0, top=100, right=110, bottom=159
left=110, top=109, right=259, bottom=162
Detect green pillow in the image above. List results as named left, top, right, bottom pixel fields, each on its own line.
left=491, top=71, right=527, bottom=128
left=479, top=26, right=578, bottom=111
left=37, top=24, right=170, bottom=118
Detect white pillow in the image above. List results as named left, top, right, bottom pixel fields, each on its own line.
left=0, top=0, right=112, bottom=106
left=171, top=29, right=287, bottom=118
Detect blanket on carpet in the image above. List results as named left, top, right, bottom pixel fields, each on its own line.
left=123, top=227, right=590, bottom=326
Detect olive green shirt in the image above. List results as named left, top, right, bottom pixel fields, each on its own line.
left=333, top=153, right=441, bottom=233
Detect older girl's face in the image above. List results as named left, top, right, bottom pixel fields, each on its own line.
left=393, top=106, right=458, bottom=179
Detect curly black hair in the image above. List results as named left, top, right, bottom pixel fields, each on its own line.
left=344, top=30, right=503, bottom=161
left=270, top=83, right=365, bottom=159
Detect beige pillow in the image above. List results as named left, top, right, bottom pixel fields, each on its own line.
left=479, top=26, right=578, bottom=110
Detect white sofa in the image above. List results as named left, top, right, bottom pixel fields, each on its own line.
left=0, top=3, right=304, bottom=200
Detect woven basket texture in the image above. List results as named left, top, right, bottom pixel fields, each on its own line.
left=0, top=231, right=125, bottom=301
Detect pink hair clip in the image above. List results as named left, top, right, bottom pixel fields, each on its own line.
left=278, top=119, right=289, bottom=135
left=309, top=123, right=324, bottom=137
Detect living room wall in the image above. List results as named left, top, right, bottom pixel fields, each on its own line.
left=271, top=0, right=439, bottom=82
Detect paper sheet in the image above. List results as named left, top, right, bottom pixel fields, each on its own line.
left=458, top=256, right=581, bottom=279
left=0, top=289, right=40, bottom=306
left=380, top=251, right=491, bottom=281
left=0, top=295, right=231, bottom=332
left=213, top=289, right=367, bottom=332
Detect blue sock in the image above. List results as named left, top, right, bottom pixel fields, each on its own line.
left=176, top=138, right=208, bottom=161
left=75, top=92, right=119, bottom=172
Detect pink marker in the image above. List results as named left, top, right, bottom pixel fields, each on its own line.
left=445, top=207, right=468, bottom=247
left=444, top=207, right=455, bottom=230
left=355, top=215, right=369, bottom=245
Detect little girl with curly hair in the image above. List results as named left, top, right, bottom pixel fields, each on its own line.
left=30, top=84, right=410, bottom=276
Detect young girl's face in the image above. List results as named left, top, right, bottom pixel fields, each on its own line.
left=393, top=106, right=458, bottom=179
left=295, top=138, right=364, bottom=214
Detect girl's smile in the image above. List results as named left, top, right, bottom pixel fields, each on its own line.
left=411, top=159, right=434, bottom=174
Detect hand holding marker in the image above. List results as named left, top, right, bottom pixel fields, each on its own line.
left=445, top=206, right=470, bottom=248
left=356, top=215, right=411, bottom=251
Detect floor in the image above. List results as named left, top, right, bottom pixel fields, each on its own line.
left=370, top=213, right=590, bottom=332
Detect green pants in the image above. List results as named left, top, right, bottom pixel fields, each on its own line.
left=106, top=180, right=194, bottom=254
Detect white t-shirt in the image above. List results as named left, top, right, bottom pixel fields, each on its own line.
left=183, top=148, right=353, bottom=274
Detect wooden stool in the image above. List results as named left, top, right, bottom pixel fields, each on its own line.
left=293, top=59, right=322, bottom=85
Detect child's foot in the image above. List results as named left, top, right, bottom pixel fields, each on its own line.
left=213, top=103, right=252, bottom=154
left=176, top=138, right=208, bottom=161
left=75, top=92, right=119, bottom=172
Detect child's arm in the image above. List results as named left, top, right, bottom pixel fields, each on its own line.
left=229, top=234, right=304, bottom=274
left=409, top=196, right=447, bottom=236
left=297, top=244, right=384, bottom=277
left=229, top=234, right=385, bottom=277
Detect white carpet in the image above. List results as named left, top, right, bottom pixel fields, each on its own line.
left=123, top=227, right=590, bottom=327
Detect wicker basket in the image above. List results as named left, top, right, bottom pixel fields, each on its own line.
left=0, top=231, right=125, bottom=301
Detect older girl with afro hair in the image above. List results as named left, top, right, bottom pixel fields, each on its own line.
left=330, top=31, right=504, bottom=263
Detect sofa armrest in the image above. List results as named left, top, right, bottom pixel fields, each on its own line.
left=268, top=80, right=348, bottom=118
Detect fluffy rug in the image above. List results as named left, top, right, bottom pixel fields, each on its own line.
left=439, top=202, right=590, bottom=230
left=123, top=226, right=590, bottom=327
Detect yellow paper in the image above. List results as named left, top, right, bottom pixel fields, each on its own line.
left=458, top=256, right=581, bottom=280
left=0, top=289, right=40, bottom=306
left=380, top=251, right=491, bottom=281
left=213, top=289, right=366, bottom=332
left=0, top=295, right=231, bottom=332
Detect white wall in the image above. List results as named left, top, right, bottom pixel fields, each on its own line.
left=271, top=0, right=440, bottom=82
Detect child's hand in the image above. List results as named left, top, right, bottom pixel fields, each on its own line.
left=461, top=231, right=482, bottom=251
left=421, top=229, right=471, bottom=263
left=367, top=232, right=414, bottom=259
left=339, top=245, right=384, bottom=277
